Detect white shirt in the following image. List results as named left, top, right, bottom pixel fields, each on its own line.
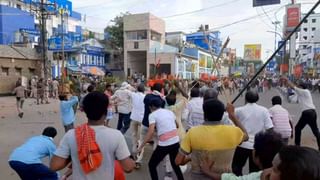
left=112, top=88, right=132, bottom=114
left=149, top=108, right=179, bottom=146
left=235, top=103, right=273, bottom=149
left=130, top=92, right=145, bottom=122
left=294, top=87, right=316, bottom=111
left=54, top=126, right=130, bottom=180
left=185, top=97, right=204, bottom=129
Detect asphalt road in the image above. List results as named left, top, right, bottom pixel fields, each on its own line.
left=0, top=88, right=319, bottom=179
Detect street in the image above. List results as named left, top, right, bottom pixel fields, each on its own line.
left=0, top=88, right=319, bottom=179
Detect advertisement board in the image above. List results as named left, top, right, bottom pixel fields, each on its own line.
left=285, top=4, right=301, bottom=33
left=253, top=0, right=280, bottom=7
left=243, top=44, right=261, bottom=61
left=314, top=48, right=320, bottom=61
left=24, top=0, right=72, bottom=15
left=199, top=54, right=206, bottom=67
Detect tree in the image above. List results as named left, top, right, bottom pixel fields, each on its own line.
left=104, top=12, right=130, bottom=50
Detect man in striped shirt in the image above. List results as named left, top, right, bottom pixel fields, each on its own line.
left=269, top=96, right=293, bottom=144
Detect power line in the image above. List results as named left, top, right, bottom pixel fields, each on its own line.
left=209, top=5, right=285, bottom=31
left=256, top=8, right=275, bottom=30
left=162, top=0, right=242, bottom=19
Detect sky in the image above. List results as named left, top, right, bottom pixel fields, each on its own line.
left=71, top=0, right=319, bottom=60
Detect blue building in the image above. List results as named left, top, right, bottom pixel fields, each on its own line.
left=0, top=5, right=36, bottom=45
left=0, top=0, right=107, bottom=78
left=186, top=31, right=222, bottom=55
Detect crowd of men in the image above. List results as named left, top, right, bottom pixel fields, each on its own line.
left=8, top=75, right=320, bottom=180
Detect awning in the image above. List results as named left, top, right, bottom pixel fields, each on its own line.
left=82, top=66, right=105, bottom=76
left=67, top=66, right=81, bottom=72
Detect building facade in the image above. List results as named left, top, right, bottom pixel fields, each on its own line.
left=123, top=13, right=166, bottom=78
left=186, top=31, right=222, bottom=55
left=0, top=45, right=41, bottom=94
left=0, top=0, right=107, bottom=78
left=298, top=13, right=320, bottom=76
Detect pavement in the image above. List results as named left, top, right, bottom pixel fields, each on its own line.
left=0, top=88, right=319, bottom=179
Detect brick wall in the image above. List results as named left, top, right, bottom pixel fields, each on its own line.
left=0, top=58, right=41, bottom=94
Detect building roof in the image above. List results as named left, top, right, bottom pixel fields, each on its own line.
left=0, top=45, right=41, bottom=60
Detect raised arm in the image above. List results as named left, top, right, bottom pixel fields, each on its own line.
left=226, top=103, right=249, bottom=142
left=174, top=80, right=189, bottom=99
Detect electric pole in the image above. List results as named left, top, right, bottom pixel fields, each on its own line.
left=29, top=0, right=56, bottom=80
left=59, top=8, right=67, bottom=83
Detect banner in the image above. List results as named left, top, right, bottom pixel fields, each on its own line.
left=314, top=48, right=320, bottom=61
left=199, top=54, right=206, bottom=67
left=285, top=4, right=301, bottom=33
left=253, top=0, right=280, bottom=7
left=243, top=44, right=261, bottom=61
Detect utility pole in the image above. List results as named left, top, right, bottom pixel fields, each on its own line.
left=29, top=0, right=56, bottom=80
left=59, top=8, right=66, bottom=83
left=272, top=21, right=281, bottom=74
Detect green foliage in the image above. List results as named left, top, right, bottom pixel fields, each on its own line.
left=95, top=76, right=121, bottom=92
left=104, top=12, right=130, bottom=49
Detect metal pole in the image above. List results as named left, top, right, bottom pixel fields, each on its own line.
left=154, top=48, right=156, bottom=77
left=60, top=10, right=65, bottom=84
left=232, top=0, right=320, bottom=104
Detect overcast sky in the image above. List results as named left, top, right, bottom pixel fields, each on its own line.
left=71, top=0, right=319, bottom=60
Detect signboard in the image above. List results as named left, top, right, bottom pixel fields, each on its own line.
left=48, top=33, right=82, bottom=51
left=20, top=28, right=40, bottom=35
left=48, top=36, right=73, bottom=51
left=285, top=4, right=301, bottom=32
left=24, top=0, right=72, bottom=15
left=253, top=0, right=280, bottom=7
left=243, top=44, right=261, bottom=61
left=314, top=48, right=320, bottom=61
left=278, top=40, right=285, bottom=56
left=199, top=54, right=206, bottom=67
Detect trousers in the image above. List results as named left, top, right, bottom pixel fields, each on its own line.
left=295, top=109, right=320, bottom=149
left=148, top=143, right=184, bottom=180
left=9, top=161, right=58, bottom=180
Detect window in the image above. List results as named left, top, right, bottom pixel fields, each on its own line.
left=151, top=31, right=161, bottom=42
left=312, top=27, right=316, bottom=31
left=15, top=68, right=22, bottom=76
left=303, top=45, right=307, bottom=49
left=16, top=4, right=21, bottom=10
left=303, top=36, right=308, bottom=40
left=29, top=68, right=35, bottom=76
left=312, top=35, right=314, bottom=39
left=126, top=30, right=147, bottom=40
left=303, top=28, right=308, bottom=32
left=1, top=67, right=9, bottom=76
left=304, top=19, right=308, bottom=23
left=312, top=19, right=316, bottom=23
left=134, top=42, right=139, bottom=49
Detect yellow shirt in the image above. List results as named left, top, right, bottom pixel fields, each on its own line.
left=180, top=124, right=243, bottom=176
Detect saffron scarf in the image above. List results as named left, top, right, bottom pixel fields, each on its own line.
left=75, top=123, right=103, bottom=174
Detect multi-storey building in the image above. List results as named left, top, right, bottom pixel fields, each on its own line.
left=298, top=13, right=320, bottom=76
left=0, top=0, right=107, bottom=78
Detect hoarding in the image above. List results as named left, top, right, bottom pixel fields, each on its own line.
left=199, top=54, right=206, bottom=67
left=253, top=0, right=280, bottom=7
left=243, top=44, right=261, bottom=61
left=285, top=4, right=301, bottom=33
left=314, top=48, right=320, bottom=61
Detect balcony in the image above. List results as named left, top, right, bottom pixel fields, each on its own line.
left=125, top=40, right=148, bottom=51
